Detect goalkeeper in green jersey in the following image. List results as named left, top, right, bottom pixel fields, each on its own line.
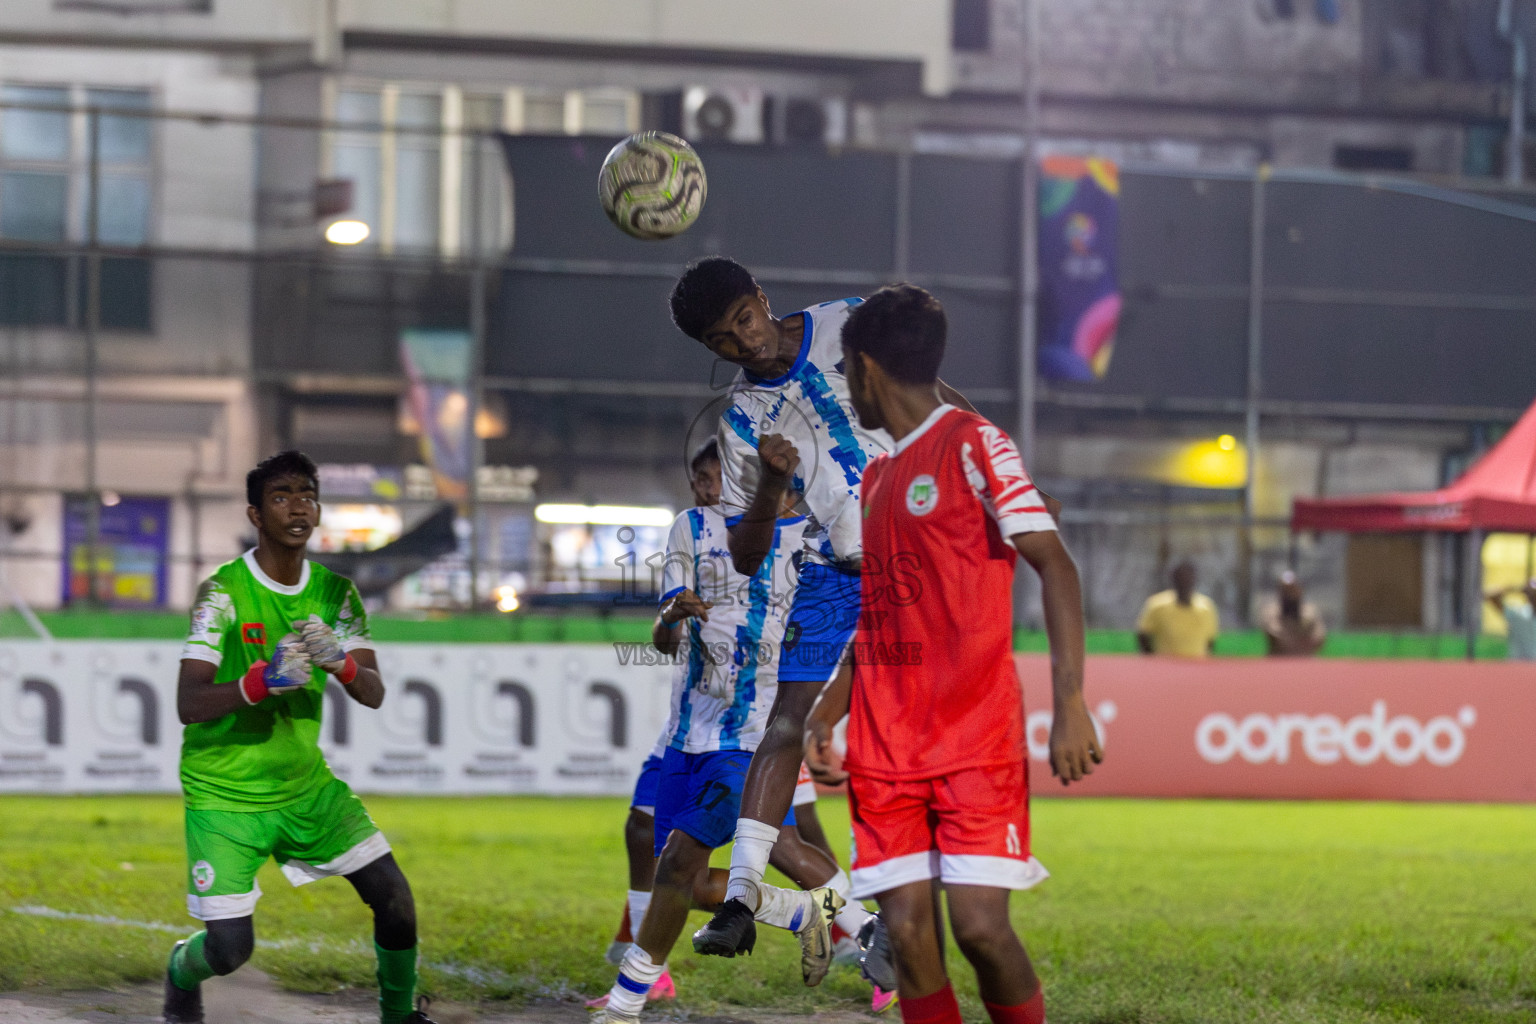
left=162, top=450, right=434, bottom=1024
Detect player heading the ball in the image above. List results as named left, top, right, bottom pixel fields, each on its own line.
left=804, top=284, right=1102, bottom=1024
left=672, top=257, right=970, bottom=981
left=164, top=450, right=435, bottom=1024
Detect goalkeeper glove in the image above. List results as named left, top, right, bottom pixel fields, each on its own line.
left=294, top=613, right=357, bottom=683
left=239, top=633, right=313, bottom=704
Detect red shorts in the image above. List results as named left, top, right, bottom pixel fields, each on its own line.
left=847, top=760, right=1048, bottom=900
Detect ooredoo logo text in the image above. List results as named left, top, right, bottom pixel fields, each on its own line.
left=1195, top=701, right=1476, bottom=768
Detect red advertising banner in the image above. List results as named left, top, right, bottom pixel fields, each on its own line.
left=1018, top=655, right=1536, bottom=802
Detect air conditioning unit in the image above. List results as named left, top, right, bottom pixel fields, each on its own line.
left=683, top=86, right=765, bottom=144
left=764, top=96, right=849, bottom=147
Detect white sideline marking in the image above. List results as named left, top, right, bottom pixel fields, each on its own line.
left=12, top=905, right=187, bottom=936
left=9, top=904, right=533, bottom=991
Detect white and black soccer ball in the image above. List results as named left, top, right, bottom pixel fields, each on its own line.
left=598, top=131, right=707, bottom=240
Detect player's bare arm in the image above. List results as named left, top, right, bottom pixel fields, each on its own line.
left=1012, top=528, right=1102, bottom=784
left=726, top=433, right=800, bottom=576
left=177, top=658, right=250, bottom=724
left=337, top=648, right=384, bottom=709
left=652, top=588, right=713, bottom=655
left=1039, top=489, right=1064, bottom=523
left=803, top=660, right=852, bottom=784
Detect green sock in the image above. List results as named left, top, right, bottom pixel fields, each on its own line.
left=375, top=941, right=417, bottom=1024
left=167, top=931, right=215, bottom=991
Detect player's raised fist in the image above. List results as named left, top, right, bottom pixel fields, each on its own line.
left=661, top=587, right=713, bottom=625
left=757, top=433, right=799, bottom=482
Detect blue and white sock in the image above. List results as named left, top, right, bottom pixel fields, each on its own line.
left=607, top=944, right=663, bottom=1017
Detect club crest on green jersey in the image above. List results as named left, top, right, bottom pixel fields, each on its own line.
left=906, top=475, right=939, bottom=516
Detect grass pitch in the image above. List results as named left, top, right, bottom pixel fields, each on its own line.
left=3, top=795, right=1534, bottom=1023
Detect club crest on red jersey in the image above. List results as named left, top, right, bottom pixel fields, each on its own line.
left=905, top=475, right=939, bottom=516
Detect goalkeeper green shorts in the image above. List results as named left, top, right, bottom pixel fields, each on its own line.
left=183, top=776, right=389, bottom=920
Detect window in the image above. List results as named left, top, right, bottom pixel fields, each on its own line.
left=952, top=0, right=991, bottom=52
left=1364, top=0, right=1490, bottom=80
left=0, top=84, right=154, bottom=329
left=393, top=93, right=441, bottom=252
left=333, top=90, right=382, bottom=250
left=328, top=83, right=633, bottom=257
left=1334, top=144, right=1415, bottom=171
left=461, top=93, right=506, bottom=255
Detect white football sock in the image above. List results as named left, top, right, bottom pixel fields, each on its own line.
left=608, top=944, right=664, bottom=1017
left=826, top=869, right=873, bottom=934
left=626, top=888, right=652, bottom=937
left=752, top=882, right=817, bottom=932
left=725, top=818, right=779, bottom=908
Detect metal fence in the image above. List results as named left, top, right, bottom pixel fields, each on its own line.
left=0, top=94, right=1531, bottom=633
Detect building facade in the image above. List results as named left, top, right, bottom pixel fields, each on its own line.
left=0, top=0, right=1529, bottom=631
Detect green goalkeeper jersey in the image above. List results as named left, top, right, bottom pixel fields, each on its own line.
left=179, top=550, right=371, bottom=811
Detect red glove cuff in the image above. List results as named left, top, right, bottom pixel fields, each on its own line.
left=240, top=661, right=270, bottom=704
left=333, top=652, right=358, bottom=685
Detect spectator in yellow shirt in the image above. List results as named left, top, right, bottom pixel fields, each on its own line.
left=1137, top=561, right=1219, bottom=657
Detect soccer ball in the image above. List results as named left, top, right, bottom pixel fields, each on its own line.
left=598, top=131, right=707, bottom=240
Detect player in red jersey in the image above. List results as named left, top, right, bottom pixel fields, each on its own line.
left=804, top=284, right=1102, bottom=1024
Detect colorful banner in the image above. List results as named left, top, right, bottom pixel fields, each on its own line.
left=1037, top=156, right=1121, bottom=382
left=0, top=642, right=672, bottom=796
left=60, top=495, right=170, bottom=608
left=1013, top=655, right=1536, bottom=802
left=3, top=643, right=1535, bottom=802
left=399, top=329, right=473, bottom=503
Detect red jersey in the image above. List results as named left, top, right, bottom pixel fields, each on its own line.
left=844, top=405, right=1057, bottom=781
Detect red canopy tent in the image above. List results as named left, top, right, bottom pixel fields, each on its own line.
left=1292, top=396, right=1536, bottom=534
left=1291, top=396, right=1536, bottom=657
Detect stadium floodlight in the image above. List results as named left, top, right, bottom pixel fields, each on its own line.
left=1217, top=434, right=1237, bottom=451
left=494, top=585, right=520, bottom=613
left=534, top=504, right=673, bottom=527
left=324, top=219, right=371, bottom=245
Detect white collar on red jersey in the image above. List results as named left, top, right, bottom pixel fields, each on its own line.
left=892, top=403, right=958, bottom=456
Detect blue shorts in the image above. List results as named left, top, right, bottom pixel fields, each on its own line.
left=630, top=753, right=664, bottom=814
left=653, top=747, right=796, bottom=855
left=779, top=561, right=861, bottom=684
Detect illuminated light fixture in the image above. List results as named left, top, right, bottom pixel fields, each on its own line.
left=494, top=585, right=520, bottom=613
left=100, top=491, right=121, bottom=507
left=534, top=504, right=673, bottom=527
left=1171, top=438, right=1248, bottom=489
left=324, top=219, right=370, bottom=245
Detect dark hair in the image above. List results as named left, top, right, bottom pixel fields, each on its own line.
left=247, top=450, right=319, bottom=508
left=670, top=256, right=758, bottom=340
left=690, top=438, right=720, bottom=475
left=840, top=283, right=946, bottom=385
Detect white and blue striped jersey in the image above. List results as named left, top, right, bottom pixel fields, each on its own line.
left=717, top=298, right=894, bottom=568
left=657, top=504, right=806, bottom=754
